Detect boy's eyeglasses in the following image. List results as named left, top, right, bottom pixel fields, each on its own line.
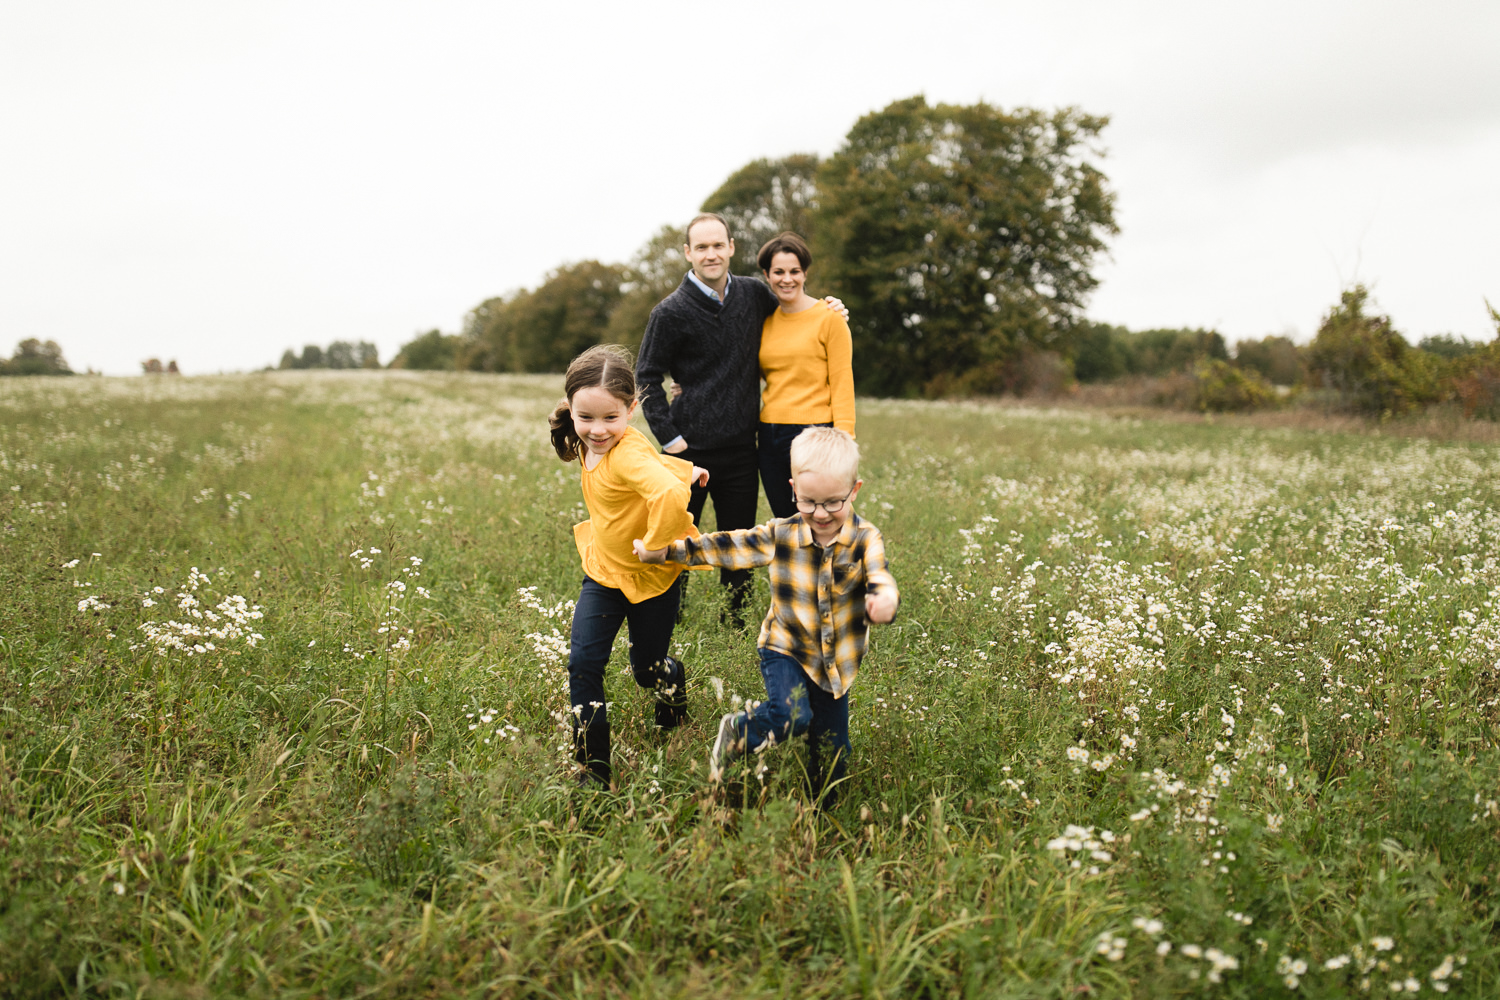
left=794, top=490, right=853, bottom=515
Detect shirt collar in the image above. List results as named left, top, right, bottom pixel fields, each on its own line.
left=793, top=513, right=857, bottom=550
left=686, top=268, right=730, bottom=303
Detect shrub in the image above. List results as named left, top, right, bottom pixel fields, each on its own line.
left=1306, top=286, right=1438, bottom=416
left=1443, top=301, right=1500, bottom=419
left=1191, top=359, right=1277, bottom=412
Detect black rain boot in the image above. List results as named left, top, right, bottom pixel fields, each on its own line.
left=573, top=709, right=611, bottom=787
left=653, top=656, right=689, bottom=730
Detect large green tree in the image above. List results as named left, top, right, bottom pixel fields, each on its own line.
left=390, top=330, right=461, bottom=371
left=1, top=339, right=73, bottom=376
left=1233, top=335, right=1304, bottom=386
left=700, top=154, right=820, bottom=276
left=602, top=225, right=692, bottom=353
left=461, top=260, right=625, bottom=372
left=814, top=97, right=1117, bottom=397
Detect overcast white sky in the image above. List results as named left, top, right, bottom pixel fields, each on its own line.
left=3, top=0, right=1497, bottom=375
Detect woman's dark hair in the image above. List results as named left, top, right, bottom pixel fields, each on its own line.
left=548, top=344, right=638, bottom=462
left=757, top=231, right=812, bottom=272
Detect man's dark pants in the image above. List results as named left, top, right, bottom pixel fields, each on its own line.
left=678, top=441, right=759, bottom=622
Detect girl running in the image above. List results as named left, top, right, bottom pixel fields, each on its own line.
left=548, top=344, right=706, bottom=787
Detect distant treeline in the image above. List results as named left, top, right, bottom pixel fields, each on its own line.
left=381, top=94, right=1497, bottom=421
left=390, top=96, right=1119, bottom=399
left=1074, top=288, right=1500, bottom=418
left=277, top=341, right=381, bottom=370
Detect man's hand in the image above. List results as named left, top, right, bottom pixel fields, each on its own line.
left=663, top=439, right=688, bottom=455
left=823, top=296, right=850, bottom=322
left=633, top=539, right=669, bottom=564
left=865, top=589, right=898, bottom=624
left=691, top=465, right=710, bottom=487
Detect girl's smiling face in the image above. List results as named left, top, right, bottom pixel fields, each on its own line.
left=571, top=385, right=636, bottom=456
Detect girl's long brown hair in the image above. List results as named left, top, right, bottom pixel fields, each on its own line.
left=549, top=344, right=638, bottom=462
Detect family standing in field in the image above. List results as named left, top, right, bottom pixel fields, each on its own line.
left=546, top=213, right=899, bottom=800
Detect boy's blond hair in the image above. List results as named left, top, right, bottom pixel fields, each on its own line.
left=789, top=426, right=860, bottom=487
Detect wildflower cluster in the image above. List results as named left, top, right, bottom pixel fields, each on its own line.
left=1045, top=823, right=1116, bottom=874
left=465, top=707, right=522, bottom=747
left=347, top=549, right=431, bottom=656
left=516, top=587, right=573, bottom=670
left=1102, top=916, right=1241, bottom=984
left=133, top=568, right=264, bottom=656
left=1286, top=937, right=1467, bottom=993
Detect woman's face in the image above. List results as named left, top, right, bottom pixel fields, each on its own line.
left=764, top=251, right=808, bottom=306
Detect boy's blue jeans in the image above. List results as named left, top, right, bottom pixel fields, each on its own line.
left=741, top=648, right=850, bottom=802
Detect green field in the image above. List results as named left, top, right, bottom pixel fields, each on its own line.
left=2, top=371, right=1498, bottom=998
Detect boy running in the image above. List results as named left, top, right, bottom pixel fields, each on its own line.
left=634, top=426, right=898, bottom=802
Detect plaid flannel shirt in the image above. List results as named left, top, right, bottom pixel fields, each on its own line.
left=666, top=513, right=897, bottom=698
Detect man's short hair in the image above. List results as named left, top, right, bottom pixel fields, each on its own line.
left=790, top=426, right=860, bottom=487
left=686, top=212, right=732, bottom=247
left=757, top=231, right=812, bottom=272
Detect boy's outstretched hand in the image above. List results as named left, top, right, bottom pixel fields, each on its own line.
left=865, top=589, right=898, bottom=624
left=633, top=539, right=669, bottom=564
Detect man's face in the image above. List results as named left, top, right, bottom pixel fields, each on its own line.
left=684, top=219, right=734, bottom=286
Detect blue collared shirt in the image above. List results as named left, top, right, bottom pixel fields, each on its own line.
left=686, top=269, right=731, bottom=304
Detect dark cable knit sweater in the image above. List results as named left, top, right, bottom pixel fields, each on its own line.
left=636, top=273, right=778, bottom=451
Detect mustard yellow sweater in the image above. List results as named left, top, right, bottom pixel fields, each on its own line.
left=758, top=303, right=856, bottom=435
left=573, top=427, right=700, bottom=602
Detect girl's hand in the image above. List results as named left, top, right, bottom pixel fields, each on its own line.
left=691, top=465, right=710, bottom=487
left=865, top=589, right=898, bottom=624
left=633, top=539, right=669, bottom=564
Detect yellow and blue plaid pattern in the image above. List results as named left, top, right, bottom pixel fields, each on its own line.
left=666, top=513, right=896, bottom=698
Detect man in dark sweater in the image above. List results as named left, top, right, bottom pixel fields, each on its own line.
left=636, top=213, right=775, bottom=623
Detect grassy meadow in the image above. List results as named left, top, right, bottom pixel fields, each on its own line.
left=2, top=371, right=1499, bottom=998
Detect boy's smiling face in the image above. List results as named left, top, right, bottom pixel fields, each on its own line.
left=791, top=469, right=861, bottom=544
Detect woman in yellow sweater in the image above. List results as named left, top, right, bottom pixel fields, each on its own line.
left=755, top=231, right=855, bottom=518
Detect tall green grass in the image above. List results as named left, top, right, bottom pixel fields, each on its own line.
left=1, top=371, right=1497, bottom=997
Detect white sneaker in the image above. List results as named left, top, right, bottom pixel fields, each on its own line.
left=709, top=712, right=745, bottom=782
